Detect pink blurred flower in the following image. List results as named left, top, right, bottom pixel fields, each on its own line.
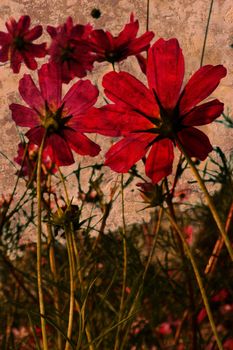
left=158, top=322, right=172, bottom=335
left=184, top=225, right=193, bottom=245
left=14, top=141, right=57, bottom=179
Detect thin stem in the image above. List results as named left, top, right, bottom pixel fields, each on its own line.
left=205, top=201, right=233, bottom=275
left=142, top=207, right=163, bottom=281
left=177, top=140, right=233, bottom=261
left=58, top=169, right=75, bottom=350
left=165, top=177, right=197, bottom=350
left=167, top=212, right=223, bottom=350
left=36, top=132, right=48, bottom=350
left=46, top=174, right=62, bottom=350
left=120, top=206, right=163, bottom=350
left=1, top=252, right=37, bottom=303
left=58, top=167, right=70, bottom=205
left=65, top=226, right=75, bottom=350
left=146, top=0, right=150, bottom=31
left=114, top=174, right=127, bottom=350
left=200, top=0, right=214, bottom=67
left=0, top=144, right=28, bottom=233
left=58, top=168, right=94, bottom=350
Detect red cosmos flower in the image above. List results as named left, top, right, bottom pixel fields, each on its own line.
left=47, top=17, right=94, bottom=83
left=87, top=38, right=226, bottom=183
left=88, top=13, right=154, bottom=65
left=10, top=63, right=100, bottom=166
left=14, top=141, right=57, bottom=179
left=0, top=15, right=46, bottom=73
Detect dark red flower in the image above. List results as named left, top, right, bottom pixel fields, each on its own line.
left=89, top=13, right=154, bottom=65
left=0, top=15, right=46, bottom=73
left=10, top=63, right=100, bottom=166
left=14, top=141, right=57, bottom=179
left=47, top=17, right=94, bottom=83
left=136, top=181, right=163, bottom=207
left=87, top=38, right=226, bottom=183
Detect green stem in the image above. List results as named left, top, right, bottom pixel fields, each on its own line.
left=58, top=167, right=70, bottom=205
left=120, top=206, right=163, bottom=350
left=58, top=168, right=94, bottom=350
left=165, top=177, right=197, bottom=350
left=200, top=0, right=215, bottom=67
left=114, top=175, right=127, bottom=350
left=142, top=207, right=163, bottom=281
left=36, top=132, right=48, bottom=350
left=177, top=140, right=233, bottom=261
left=65, top=225, right=75, bottom=350
left=205, top=201, right=233, bottom=275
left=146, top=0, right=150, bottom=31
left=46, top=174, right=62, bottom=350
left=167, top=212, right=223, bottom=350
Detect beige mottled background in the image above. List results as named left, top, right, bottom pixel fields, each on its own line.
left=0, top=0, right=233, bottom=231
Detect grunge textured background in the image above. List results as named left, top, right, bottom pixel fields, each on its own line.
left=0, top=0, right=232, bottom=228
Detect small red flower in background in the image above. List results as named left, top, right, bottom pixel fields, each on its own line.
left=47, top=17, right=94, bottom=83
left=157, top=322, right=172, bottom=335
left=14, top=141, right=57, bottom=179
left=0, top=15, right=46, bottom=73
left=89, top=13, right=154, bottom=65
left=223, top=339, right=233, bottom=350
left=89, top=38, right=226, bottom=183
left=183, top=225, right=193, bottom=245
left=10, top=63, right=100, bottom=166
left=136, top=182, right=163, bottom=207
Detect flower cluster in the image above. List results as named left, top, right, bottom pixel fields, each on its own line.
left=2, top=14, right=226, bottom=185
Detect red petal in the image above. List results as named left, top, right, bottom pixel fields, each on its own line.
left=10, top=103, right=40, bottom=127
left=67, top=63, right=87, bottom=80
left=145, top=139, right=174, bottom=183
left=10, top=49, right=23, bottom=73
left=182, top=99, right=224, bottom=126
left=21, top=51, right=37, bottom=70
left=47, top=25, right=58, bottom=39
left=0, top=31, right=11, bottom=45
left=89, top=30, right=111, bottom=53
left=17, top=16, right=30, bottom=34
left=24, top=25, right=42, bottom=41
left=105, top=133, right=155, bottom=173
left=115, top=18, right=139, bottom=46
left=19, top=74, right=44, bottom=110
left=71, top=105, right=154, bottom=136
left=26, top=126, right=45, bottom=145
left=177, top=127, right=213, bottom=160
left=45, top=133, right=74, bottom=166
left=179, top=65, right=227, bottom=115
left=5, top=17, right=17, bottom=35
left=127, top=31, right=154, bottom=55
left=64, top=129, right=100, bottom=157
left=38, top=63, right=61, bottom=109
left=25, top=43, right=47, bottom=57
left=147, top=38, right=184, bottom=110
left=62, top=79, right=98, bottom=115
left=0, top=45, right=10, bottom=62
left=136, top=54, right=147, bottom=75
left=103, top=71, right=159, bottom=118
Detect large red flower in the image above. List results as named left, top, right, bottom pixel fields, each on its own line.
left=47, top=17, right=94, bottom=83
left=86, top=38, right=226, bottom=183
left=88, top=14, right=154, bottom=65
left=0, top=15, right=46, bottom=73
left=10, top=63, right=100, bottom=166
